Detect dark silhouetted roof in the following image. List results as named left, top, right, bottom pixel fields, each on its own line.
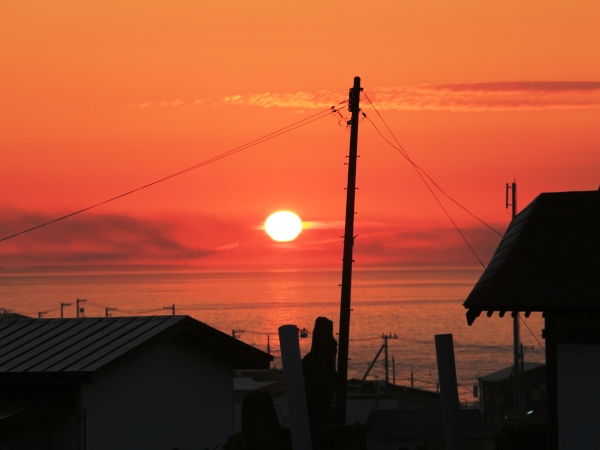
left=0, top=315, right=271, bottom=383
left=464, top=189, right=600, bottom=324
left=480, top=362, right=545, bottom=383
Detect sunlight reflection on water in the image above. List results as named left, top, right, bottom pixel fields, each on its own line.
left=0, top=266, right=545, bottom=403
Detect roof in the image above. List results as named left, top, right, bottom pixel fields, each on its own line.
left=0, top=315, right=272, bottom=383
left=480, top=362, right=545, bottom=383
left=464, top=189, right=600, bottom=324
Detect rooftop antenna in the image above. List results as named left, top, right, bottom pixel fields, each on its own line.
left=506, top=179, right=517, bottom=218
left=336, top=76, right=363, bottom=424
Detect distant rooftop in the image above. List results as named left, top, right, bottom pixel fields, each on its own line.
left=464, top=189, right=600, bottom=325
left=480, top=362, right=545, bottom=383
left=0, top=315, right=272, bottom=383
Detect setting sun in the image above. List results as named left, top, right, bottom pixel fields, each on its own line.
left=264, top=211, right=303, bottom=242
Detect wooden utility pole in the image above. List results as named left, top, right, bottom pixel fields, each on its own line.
left=507, top=181, right=523, bottom=416
left=60, top=302, right=71, bottom=319
left=76, top=298, right=86, bottom=318
left=336, top=76, right=362, bottom=424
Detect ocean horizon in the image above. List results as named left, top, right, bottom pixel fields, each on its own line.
left=0, top=264, right=546, bottom=403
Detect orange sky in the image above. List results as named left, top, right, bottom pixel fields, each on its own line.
left=1, top=0, right=599, bottom=270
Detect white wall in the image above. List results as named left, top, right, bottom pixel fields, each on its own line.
left=557, top=344, right=600, bottom=450
left=82, top=334, right=234, bottom=450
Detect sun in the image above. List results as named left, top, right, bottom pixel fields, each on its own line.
left=265, top=211, right=303, bottom=242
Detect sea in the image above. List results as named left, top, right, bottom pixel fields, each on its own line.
left=0, top=265, right=546, bottom=404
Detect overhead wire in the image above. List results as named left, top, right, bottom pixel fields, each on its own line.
left=365, top=113, right=486, bottom=268
left=520, top=314, right=545, bottom=350
left=0, top=102, right=347, bottom=243
left=363, top=93, right=503, bottom=237
left=361, top=92, right=503, bottom=269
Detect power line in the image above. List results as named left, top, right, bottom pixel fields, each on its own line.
left=363, top=93, right=502, bottom=237
left=0, top=103, right=346, bottom=243
left=520, top=314, right=545, bottom=350
left=361, top=92, right=503, bottom=269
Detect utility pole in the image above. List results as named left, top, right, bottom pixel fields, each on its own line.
left=38, top=311, right=48, bottom=319
left=336, top=76, right=362, bottom=424
left=384, top=334, right=389, bottom=385
left=507, top=180, right=524, bottom=416
left=163, top=304, right=175, bottom=316
left=60, top=302, right=71, bottom=319
left=76, top=298, right=86, bottom=318
left=105, top=307, right=117, bottom=317
left=381, top=332, right=397, bottom=385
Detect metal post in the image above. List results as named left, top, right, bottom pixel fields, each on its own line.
left=435, top=334, right=464, bottom=450
left=362, top=343, right=385, bottom=381
left=507, top=181, right=523, bottom=416
left=384, top=334, right=389, bottom=385
left=336, top=76, right=362, bottom=425
left=279, top=325, right=313, bottom=450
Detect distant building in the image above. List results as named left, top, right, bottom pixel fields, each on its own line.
left=350, top=381, right=496, bottom=449
left=464, top=189, right=600, bottom=450
left=0, top=315, right=272, bottom=450
left=479, top=362, right=547, bottom=425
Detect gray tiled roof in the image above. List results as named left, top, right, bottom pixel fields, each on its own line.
left=464, top=189, right=600, bottom=325
left=0, top=315, right=271, bottom=382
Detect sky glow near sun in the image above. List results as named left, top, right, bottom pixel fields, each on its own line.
left=0, top=0, right=599, bottom=269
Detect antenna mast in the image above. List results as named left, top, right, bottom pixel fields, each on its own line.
left=336, top=76, right=362, bottom=424
left=507, top=180, right=524, bottom=416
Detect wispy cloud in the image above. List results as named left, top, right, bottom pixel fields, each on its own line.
left=354, top=225, right=504, bottom=266
left=367, top=81, right=600, bottom=111
left=221, top=91, right=343, bottom=110
left=131, top=81, right=600, bottom=112
left=0, top=210, right=232, bottom=267
left=0, top=209, right=506, bottom=269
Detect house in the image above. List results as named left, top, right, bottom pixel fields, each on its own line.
left=478, top=362, right=547, bottom=425
left=345, top=380, right=443, bottom=425
left=463, top=189, right=600, bottom=450
left=0, top=315, right=272, bottom=450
